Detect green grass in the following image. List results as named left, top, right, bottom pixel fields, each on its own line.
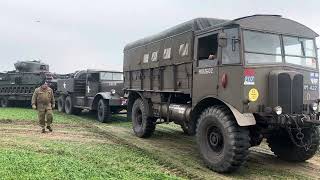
left=0, top=107, right=130, bottom=126
left=0, top=140, right=182, bottom=180
left=0, top=108, right=184, bottom=179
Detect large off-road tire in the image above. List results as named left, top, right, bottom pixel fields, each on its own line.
left=267, top=127, right=320, bottom=162
left=57, top=96, right=65, bottom=112
left=0, top=97, right=9, bottom=108
left=64, top=96, right=82, bottom=115
left=97, top=99, right=111, bottom=123
left=196, top=106, right=251, bottom=173
left=131, top=98, right=156, bottom=138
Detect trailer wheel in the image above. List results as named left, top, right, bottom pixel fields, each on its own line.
left=196, top=106, right=250, bottom=173
left=97, top=99, right=111, bottom=123
left=131, top=98, right=156, bottom=138
left=0, top=97, right=9, bottom=108
left=57, top=96, right=65, bottom=112
left=64, top=96, right=81, bottom=115
left=267, top=127, right=319, bottom=162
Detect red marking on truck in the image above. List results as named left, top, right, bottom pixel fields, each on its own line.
left=244, top=69, right=255, bottom=76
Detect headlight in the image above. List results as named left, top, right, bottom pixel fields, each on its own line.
left=311, top=102, right=318, bottom=111
left=111, top=89, right=116, bottom=95
left=273, top=106, right=282, bottom=115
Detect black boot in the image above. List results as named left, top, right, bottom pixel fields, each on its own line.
left=47, top=126, right=53, bottom=132
left=41, top=128, right=46, bottom=133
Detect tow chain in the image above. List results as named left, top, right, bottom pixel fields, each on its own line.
left=285, top=114, right=313, bottom=151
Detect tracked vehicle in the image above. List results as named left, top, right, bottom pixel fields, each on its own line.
left=56, top=70, right=126, bottom=122
left=0, top=60, right=56, bottom=107
left=124, top=15, right=320, bottom=172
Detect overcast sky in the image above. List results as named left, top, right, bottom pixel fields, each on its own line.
left=0, top=0, right=319, bottom=73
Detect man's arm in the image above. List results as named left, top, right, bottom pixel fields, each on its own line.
left=31, top=88, right=37, bottom=109
left=51, top=89, right=55, bottom=109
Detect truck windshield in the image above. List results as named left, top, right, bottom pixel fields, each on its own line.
left=283, top=36, right=317, bottom=68
left=100, top=72, right=123, bottom=81
left=244, top=30, right=282, bottom=64
left=244, top=30, right=317, bottom=68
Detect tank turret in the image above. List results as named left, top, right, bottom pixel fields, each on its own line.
left=14, top=60, right=49, bottom=72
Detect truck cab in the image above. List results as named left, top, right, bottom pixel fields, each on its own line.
left=57, top=70, right=126, bottom=122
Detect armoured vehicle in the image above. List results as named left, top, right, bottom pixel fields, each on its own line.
left=56, top=70, right=126, bottom=122
left=123, top=15, right=320, bottom=172
left=0, top=60, right=56, bottom=107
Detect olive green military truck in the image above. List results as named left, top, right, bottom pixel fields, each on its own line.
left=56, top=70, right=126, bottom=122
left=123, top=15, right=320, bottom=173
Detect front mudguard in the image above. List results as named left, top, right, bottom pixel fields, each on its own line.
left=93, top=92, right=124, bottom=107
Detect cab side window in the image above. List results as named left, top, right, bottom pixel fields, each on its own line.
left=88, top=73, right=99, bottom=82
left=197, top=34, right=218, bottom=67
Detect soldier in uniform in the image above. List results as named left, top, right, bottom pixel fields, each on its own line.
left=31, top=81, right=55, bottom=133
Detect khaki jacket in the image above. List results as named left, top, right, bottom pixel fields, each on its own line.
left=31, top=87, right=55, bottom=111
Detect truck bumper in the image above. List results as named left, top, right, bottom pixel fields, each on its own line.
left=256, top=112, right=320, bottom=127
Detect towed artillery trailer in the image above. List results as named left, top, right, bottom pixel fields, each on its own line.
left=56, top=70, right=126, bottom=122
left=0, top=61, right=57, bottom=107
left=123, top=15, right=320, bottom=172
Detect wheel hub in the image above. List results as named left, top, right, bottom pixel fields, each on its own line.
left=207, top=126, right=223, bottom=152
left=209, top=132, right=220, bottom=146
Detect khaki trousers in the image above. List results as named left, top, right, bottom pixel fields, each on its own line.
left=38, top=109, right=53, bottom=128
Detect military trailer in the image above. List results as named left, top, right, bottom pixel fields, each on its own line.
left=56, top=70, right=126, bottom=122
left=0, top=60, right=56, bottom=107
left=123, top=15, right=320, bottom=172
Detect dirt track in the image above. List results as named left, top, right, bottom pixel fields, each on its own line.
left=0, top=119, right=319, bottom=179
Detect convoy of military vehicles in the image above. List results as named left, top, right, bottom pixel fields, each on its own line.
left=0, top=14, right=319, bottom=173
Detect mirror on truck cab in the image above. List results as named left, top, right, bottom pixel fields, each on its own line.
left=218, top=32, right=227, bottom=47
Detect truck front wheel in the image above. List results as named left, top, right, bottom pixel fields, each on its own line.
left=196, top=106, right=250, bottom=173
left=267, top=127, right=319, bottom=162
left=131, top=98, right=156, bottom=138
left=57, top=96, right=65, bottom=112
left=97, top=99, right=111, bottom=123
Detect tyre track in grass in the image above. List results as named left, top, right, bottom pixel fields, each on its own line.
left=93, top=123, right=317, bottom=179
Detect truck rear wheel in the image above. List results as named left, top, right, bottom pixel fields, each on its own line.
left=196, top=106, right=250, bottom=173
left=267, top=127, right=319, bottom=162
left=64, top=96, right=82, bottom=115
left=57, top=96, right=65, bottom=112
left=131, top=98, right=156, bottom=138
left=97, top=99, right=111, bottom=123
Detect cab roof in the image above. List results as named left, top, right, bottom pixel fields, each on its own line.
left=124, top=14, right=318, bottom=51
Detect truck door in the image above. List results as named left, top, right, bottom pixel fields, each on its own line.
left=86, top=73, right=100, bottom=97
left=193, top=32, right=220, bottom=104
left=218, top=28, right=243, bottom=110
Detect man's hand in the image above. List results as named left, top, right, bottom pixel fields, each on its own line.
left=32, top=105, right=37, bottom=109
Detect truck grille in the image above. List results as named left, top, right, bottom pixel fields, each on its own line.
left=278, top=73, right=291, bottom=113
left=269, top=71, right=304, bottom=114
left=292, top=74, right=303, bottom=113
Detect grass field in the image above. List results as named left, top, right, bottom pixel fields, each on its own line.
left=0, top=108, right=319, bottom=179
